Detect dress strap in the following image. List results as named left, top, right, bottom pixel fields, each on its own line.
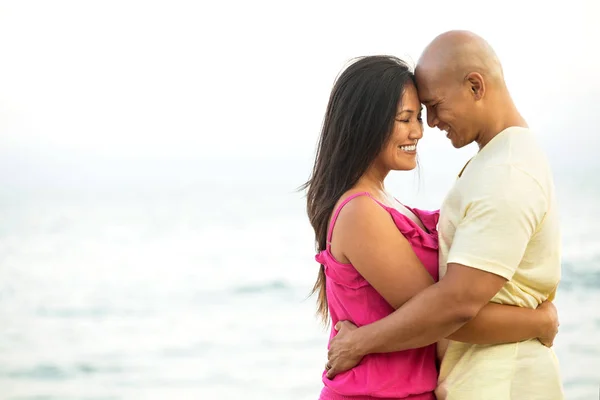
left=326, top=192, right=387, bottom=250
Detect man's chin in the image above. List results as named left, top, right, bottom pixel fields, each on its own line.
left=450, top=137, right=468, bottom=149
left=450, top=139, right=462, bottom=149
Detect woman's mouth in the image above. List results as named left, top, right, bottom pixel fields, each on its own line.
left=399, top=144, right=417, bottom=153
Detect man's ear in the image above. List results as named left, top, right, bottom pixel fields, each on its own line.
left=466, top=72, right=485, bottom=100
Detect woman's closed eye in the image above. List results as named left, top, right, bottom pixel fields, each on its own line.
left=395, top=116, right=423, bottom=123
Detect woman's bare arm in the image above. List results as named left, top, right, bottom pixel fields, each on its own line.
left=448, top=300, right=558, bottom=345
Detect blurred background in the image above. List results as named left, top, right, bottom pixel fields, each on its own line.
left=0, top=1, right=599, bottom=399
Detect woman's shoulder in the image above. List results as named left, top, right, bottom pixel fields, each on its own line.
left=332, top=190, right=389, bottom=222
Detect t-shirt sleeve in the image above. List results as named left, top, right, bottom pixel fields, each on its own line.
left=447, top=165, right=548, bottom=280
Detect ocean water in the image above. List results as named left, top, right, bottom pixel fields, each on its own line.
left=0, top=167, right=599, bottom=400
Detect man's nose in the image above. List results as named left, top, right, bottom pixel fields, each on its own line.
left=426, top=109, right=437, bottom=129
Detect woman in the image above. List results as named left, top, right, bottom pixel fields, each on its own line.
left=303, top=56, right=558, bottom=399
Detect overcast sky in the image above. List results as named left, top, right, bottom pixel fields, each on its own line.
left=0, top=0, right=598, bottom=189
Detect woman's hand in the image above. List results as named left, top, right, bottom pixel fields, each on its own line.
left=536, top=300, right=559, bottom=347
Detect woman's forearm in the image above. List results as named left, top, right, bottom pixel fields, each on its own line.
left=447, top=303, right=544, bottom=344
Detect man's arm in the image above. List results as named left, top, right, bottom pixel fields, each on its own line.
left=325, top=264, right=506, bottom=377
left=325, top=266, right=559, bottom=377
left=337, top=263, right=507, bottom=355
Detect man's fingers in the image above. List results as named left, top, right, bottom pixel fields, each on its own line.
left=326, top=366, right=338, bottom=379
left=335, top=320, right=351, bottom=331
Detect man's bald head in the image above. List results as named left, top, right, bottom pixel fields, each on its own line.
left=417, top=30, right=504, bottom=88
left=415, top=31, right=519, bottom=149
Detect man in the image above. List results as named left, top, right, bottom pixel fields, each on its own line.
left=324, top=30, right=563, bottom=400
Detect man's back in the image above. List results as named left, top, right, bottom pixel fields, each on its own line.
left=437, top=126, right=563, bottom=399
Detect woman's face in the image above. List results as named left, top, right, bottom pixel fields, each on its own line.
left=374, top=83, right=424, bottom=172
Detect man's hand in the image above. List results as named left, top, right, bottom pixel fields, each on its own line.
left=536, top=300, right=559, bottom=347
left=326, top=321, right=363, bottom=379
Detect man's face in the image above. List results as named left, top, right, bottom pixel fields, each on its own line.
left=415, top=67, right=477, bottom=149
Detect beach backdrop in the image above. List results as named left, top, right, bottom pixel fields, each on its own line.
left=1, top=1, right=599, bottom=399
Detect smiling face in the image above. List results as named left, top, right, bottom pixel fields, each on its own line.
left=415, top=66, right=481, bottom=149
left=373, top=82, right=424, bottom=171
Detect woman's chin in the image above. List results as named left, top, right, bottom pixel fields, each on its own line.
left=393, top=160, right=418, bottom=171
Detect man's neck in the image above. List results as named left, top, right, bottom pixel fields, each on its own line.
left=477, top=100, right=527, bottom=150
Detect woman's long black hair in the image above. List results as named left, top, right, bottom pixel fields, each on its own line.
left=303, top=56, right=415, bottom=323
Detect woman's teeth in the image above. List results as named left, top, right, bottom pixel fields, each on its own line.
left=400, top=144, right=416, bottom=152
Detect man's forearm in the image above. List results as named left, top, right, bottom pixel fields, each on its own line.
left=354, top=282, right=475, bottom=355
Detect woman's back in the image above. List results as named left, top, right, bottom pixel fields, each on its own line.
left=316, top=192, right=439, bottom=400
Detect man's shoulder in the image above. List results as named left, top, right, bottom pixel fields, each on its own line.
left=504, top=127, right=550, bottom=163
left=471, top=128, right=554, bottom=190
left=507, top=128, right=555, bottom=192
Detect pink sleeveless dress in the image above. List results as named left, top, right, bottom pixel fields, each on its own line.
left=315, top=192, right=440, bottom=400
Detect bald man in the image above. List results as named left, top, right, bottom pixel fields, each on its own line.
left=324, top=31, right=564, bottom=399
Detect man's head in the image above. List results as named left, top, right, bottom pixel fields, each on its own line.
left=415, top=30, right=507, bottom=148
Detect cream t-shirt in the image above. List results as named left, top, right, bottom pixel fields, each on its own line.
left=436, top=127, right=564, bottom=400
